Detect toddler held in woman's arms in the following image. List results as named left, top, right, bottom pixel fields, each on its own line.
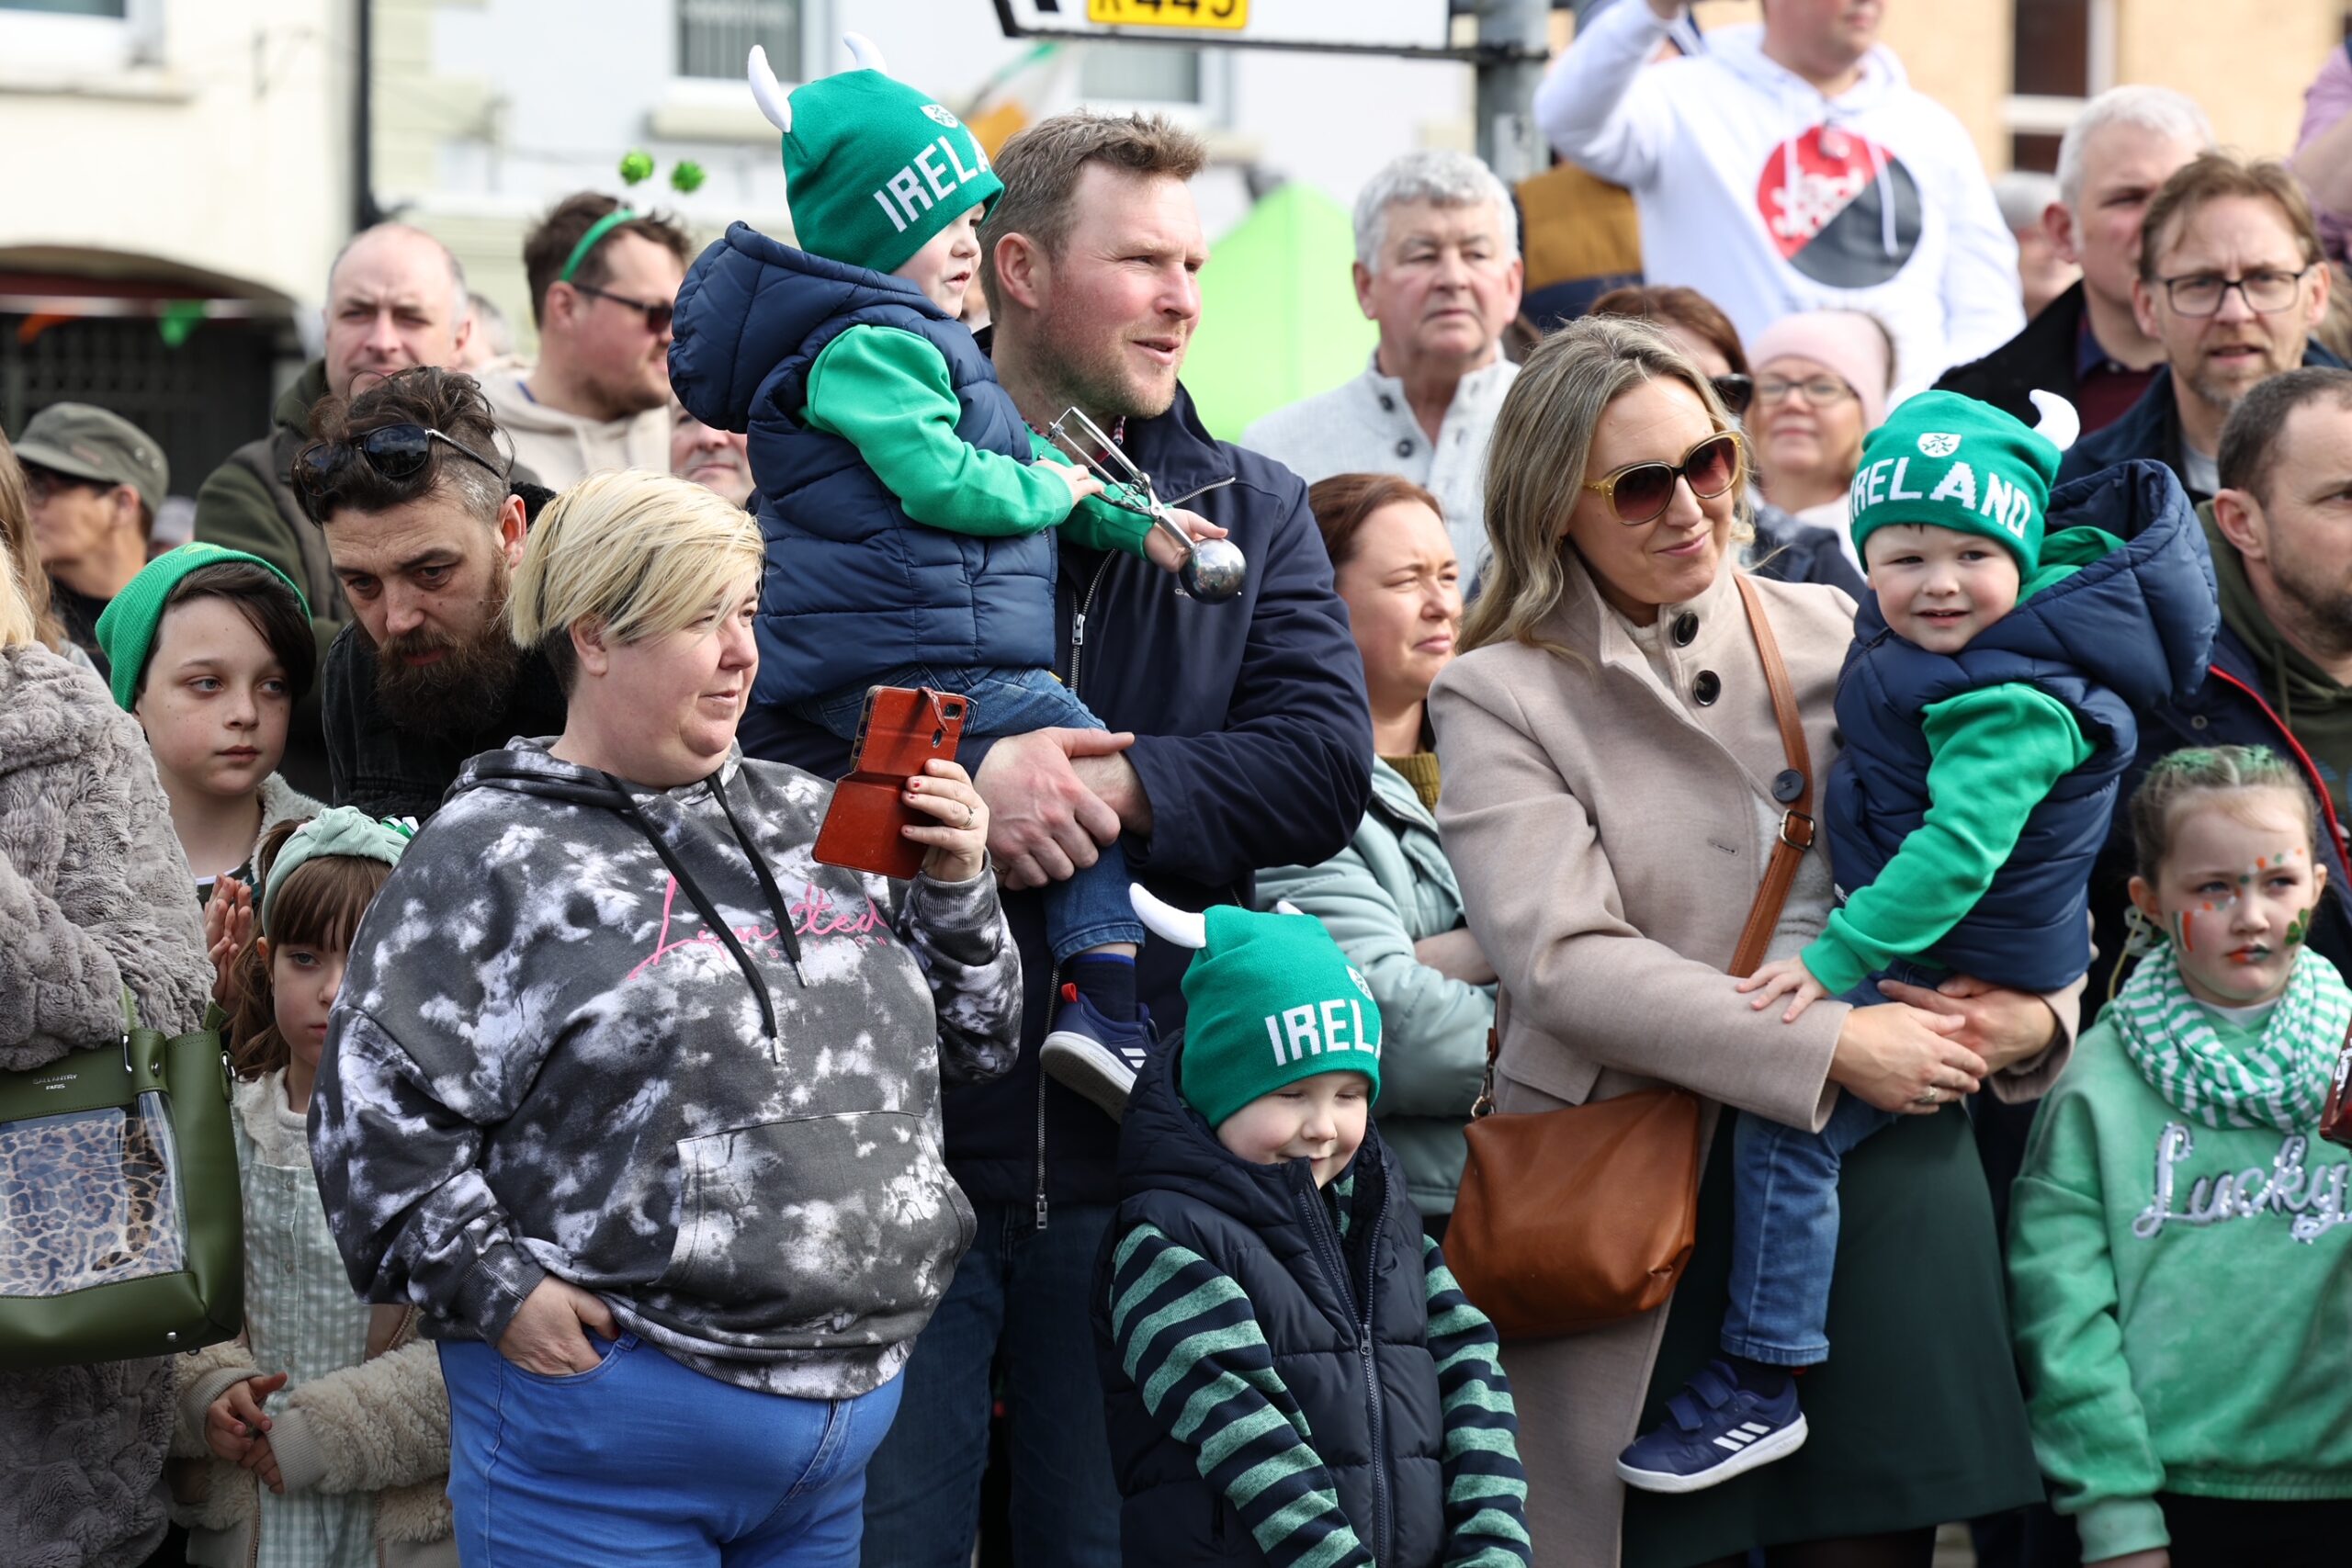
left=1620, top=392, right=2218, bottom=1494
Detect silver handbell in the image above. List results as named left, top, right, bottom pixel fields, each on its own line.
left=1046, top=408, right=1247, bottom=603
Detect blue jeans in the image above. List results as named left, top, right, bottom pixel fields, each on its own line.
left=859, top=1201, right=1122, bottom=1568
left=802, top=663, right=1145, bottom=963
left=443, top=1333, right=904, bottom=1567
left=1722, top=964, right=1937, bottom=1367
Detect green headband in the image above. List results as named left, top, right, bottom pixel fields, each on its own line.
left=559, top=208, right=639, bottom=284
left=260, top=807, right=415, bottom=938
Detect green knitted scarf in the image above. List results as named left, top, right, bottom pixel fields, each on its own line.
left=2110, top=943, right=2352, bottom=1133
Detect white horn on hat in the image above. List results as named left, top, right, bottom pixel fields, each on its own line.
left=2028, top=389, right=2080, bottom=454
left=843, top=31, right=888, bottom=73
left=1130, top=885, right=1207, bottom=950
left=747, top=46, right=791, bottom=133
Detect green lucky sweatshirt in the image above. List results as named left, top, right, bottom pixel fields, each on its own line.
left=1799, top=528, right=2118, bottom=994
left=2007, top=1016, right=2352, bottom=1560
left=801, top=323, right=1153, bottom=557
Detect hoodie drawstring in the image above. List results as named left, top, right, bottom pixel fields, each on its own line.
left=597, top=767, right=806, bottom=1053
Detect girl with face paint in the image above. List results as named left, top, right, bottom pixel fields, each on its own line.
left=2010, top=746, right=2352, bottom=1568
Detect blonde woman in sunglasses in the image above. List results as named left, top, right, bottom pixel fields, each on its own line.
left=1428, top=315, right=2082, bottom=1568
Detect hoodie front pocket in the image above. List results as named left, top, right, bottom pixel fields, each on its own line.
left=664, top=1111, right=976, bottom=1346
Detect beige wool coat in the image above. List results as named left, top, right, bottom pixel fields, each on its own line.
left=1428, top=552, right=2074, bottom=1567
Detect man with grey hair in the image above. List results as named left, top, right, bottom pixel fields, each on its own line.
left=1939, top=85, right=2211, bottom=432
left=1242, top=149, right=1523, bottom=570
left=193, top=221, right=476, bottom=791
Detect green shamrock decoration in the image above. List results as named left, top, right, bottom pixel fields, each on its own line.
left=618, top=149, right=657, bottom=186
left=671, top=161, right=707, bottom=194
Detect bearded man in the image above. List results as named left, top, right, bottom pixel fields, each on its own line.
left=295, top=367, right=565, bottom=819
left=2058, top=151, right=2344, bottom=502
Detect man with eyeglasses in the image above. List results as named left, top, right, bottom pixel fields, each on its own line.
left=13, top=402, right=168, bottom=673
left=478, top=194, right=691, bottom=490
left=194, top=221, right=479, bottom=793
left=2059, top=152, right=2344, bottom=503
left=294, top=367, right=565, bottom=821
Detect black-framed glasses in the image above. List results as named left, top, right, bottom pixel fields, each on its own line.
left=292, top=423, right=507, bottom=525
left=2154, top=265, right=2312, bottom=318
left=571, top=282, right=675, bottom=335
left=1755, top=374, right=1856, bottom=406
left=1582, top=431, right=1746, bottom=525
left=1710, top=373, right=1755, bottom=415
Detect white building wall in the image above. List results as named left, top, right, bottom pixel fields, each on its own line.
left=0, top=0, right=352, bottom=310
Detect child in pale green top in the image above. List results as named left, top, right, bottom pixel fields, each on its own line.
left=2010, top=747, right=2352, bottom=1568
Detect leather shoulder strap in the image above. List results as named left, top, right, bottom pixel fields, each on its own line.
left=1729, top=572, right=1816, bottom=977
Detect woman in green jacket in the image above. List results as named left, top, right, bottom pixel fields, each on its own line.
left=1259, top=474, right=1492, bottom=1224
left=2011, top=746, right=2352, bottom=1568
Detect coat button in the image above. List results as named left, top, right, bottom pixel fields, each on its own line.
left=1772, top=768, right=1804, bottom=803
left=1378, top=394, right=1396, bottom=412
left=1672, top=612, right=1699, bottom=647
left=2189, top=715, right=2209, bottom=730
left=1395, top=438, right=1415, bottom=458
left=1693, top=671, right=1722, bottom=705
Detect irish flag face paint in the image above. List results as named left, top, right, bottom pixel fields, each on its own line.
left=2148, top=801, right=2322, bottom=1008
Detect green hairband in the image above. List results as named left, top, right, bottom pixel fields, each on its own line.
left=260, top=807, right=415, bottom=938
left=559, top=208, right=639, bottom=284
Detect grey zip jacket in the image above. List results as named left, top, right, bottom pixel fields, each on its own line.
left=309, top=741, right=1020, bottom=1399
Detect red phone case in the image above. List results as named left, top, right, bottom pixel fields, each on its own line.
left=813, top=686, right=970, bottom=880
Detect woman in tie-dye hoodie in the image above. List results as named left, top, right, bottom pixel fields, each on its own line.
left=308, top=471, right=1021, bottom=1564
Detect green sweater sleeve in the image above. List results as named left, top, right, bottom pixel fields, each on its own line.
left=1025, top=430, right=1155, bottom=557
left=1802, top=683, right=2095, bottom=994
left=1107, top=1224, right=1374, bottom=1568
left=1421, top=1235, right=1534, bottom=1566
left=2007, top=1048, right=2170, bottom=1561
left=801, top=324, right=1083, bottom=540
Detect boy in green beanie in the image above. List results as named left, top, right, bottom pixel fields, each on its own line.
left=1095, top=900, right=1532, bottom=1567
left=94, top=541, right=323, bottom=906
left=1619, top=392, right=2219, bottom=1494
left=671, top=36, right=1226, bottom=1107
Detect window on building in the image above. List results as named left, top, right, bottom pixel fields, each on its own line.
left=2007, top=0, right=2114, bottom=173
left=678, top=0, right=797, bottom=82
left=1079, top=43, right=1202, bottom=105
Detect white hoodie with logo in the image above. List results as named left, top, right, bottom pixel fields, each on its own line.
left=1537, top=2, right=2022, bottom=401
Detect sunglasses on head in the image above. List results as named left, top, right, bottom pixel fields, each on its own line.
left=292, top=423, right=507, bottom=525
left=1709, top=373, right=1755, bottom=416
left=1582, top=431, right=1746, bottom=526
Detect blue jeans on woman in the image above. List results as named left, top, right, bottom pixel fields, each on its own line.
left=442, top=1333, right=904, bottom=1566
left=1721, top=964, right=1945, bottom=1366
left=800, top=663, right=1146, bottom=962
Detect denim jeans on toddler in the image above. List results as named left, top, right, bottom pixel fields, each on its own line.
left=799, top=662, right=1147, bottom=961
left=442, top=1332, right=905, bottom=1566
left=1720, top=958, right=1954, bottom=1366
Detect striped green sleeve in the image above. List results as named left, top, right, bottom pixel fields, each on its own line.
left=1423, top=1234, right=1534, bottom=1567
left=1108, top=1224, right=1374, bottom=1568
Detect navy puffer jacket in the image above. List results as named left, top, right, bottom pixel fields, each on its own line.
left=1828, top=459, right=2217, bottom=993
left=668, top=222, right=1055, bottom=709
left=1094, top=1045, right=1444, bottom=1566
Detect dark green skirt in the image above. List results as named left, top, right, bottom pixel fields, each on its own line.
left=1622, top=1106, right=2044, bottom=1568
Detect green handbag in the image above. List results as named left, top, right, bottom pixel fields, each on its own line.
left=0, top=991, right=242, bottom=1369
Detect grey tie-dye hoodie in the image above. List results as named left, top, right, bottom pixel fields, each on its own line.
left=309, top=740, right=1020, bottom=1399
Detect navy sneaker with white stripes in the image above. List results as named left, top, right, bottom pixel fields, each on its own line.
left=1039, top=985, right=1159, bottom=1122
left=1615, top=1359, right=1808, bottom=1493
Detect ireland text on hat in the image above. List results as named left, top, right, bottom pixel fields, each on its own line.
left=872, top=134, right=992, bottom=235
left=1263, top=998, right=1378, bottom=1066
left=1849, top=454, right=2037, bottom=543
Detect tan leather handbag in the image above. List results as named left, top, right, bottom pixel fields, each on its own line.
left=1444, top=574, right=1816, bottom=1340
